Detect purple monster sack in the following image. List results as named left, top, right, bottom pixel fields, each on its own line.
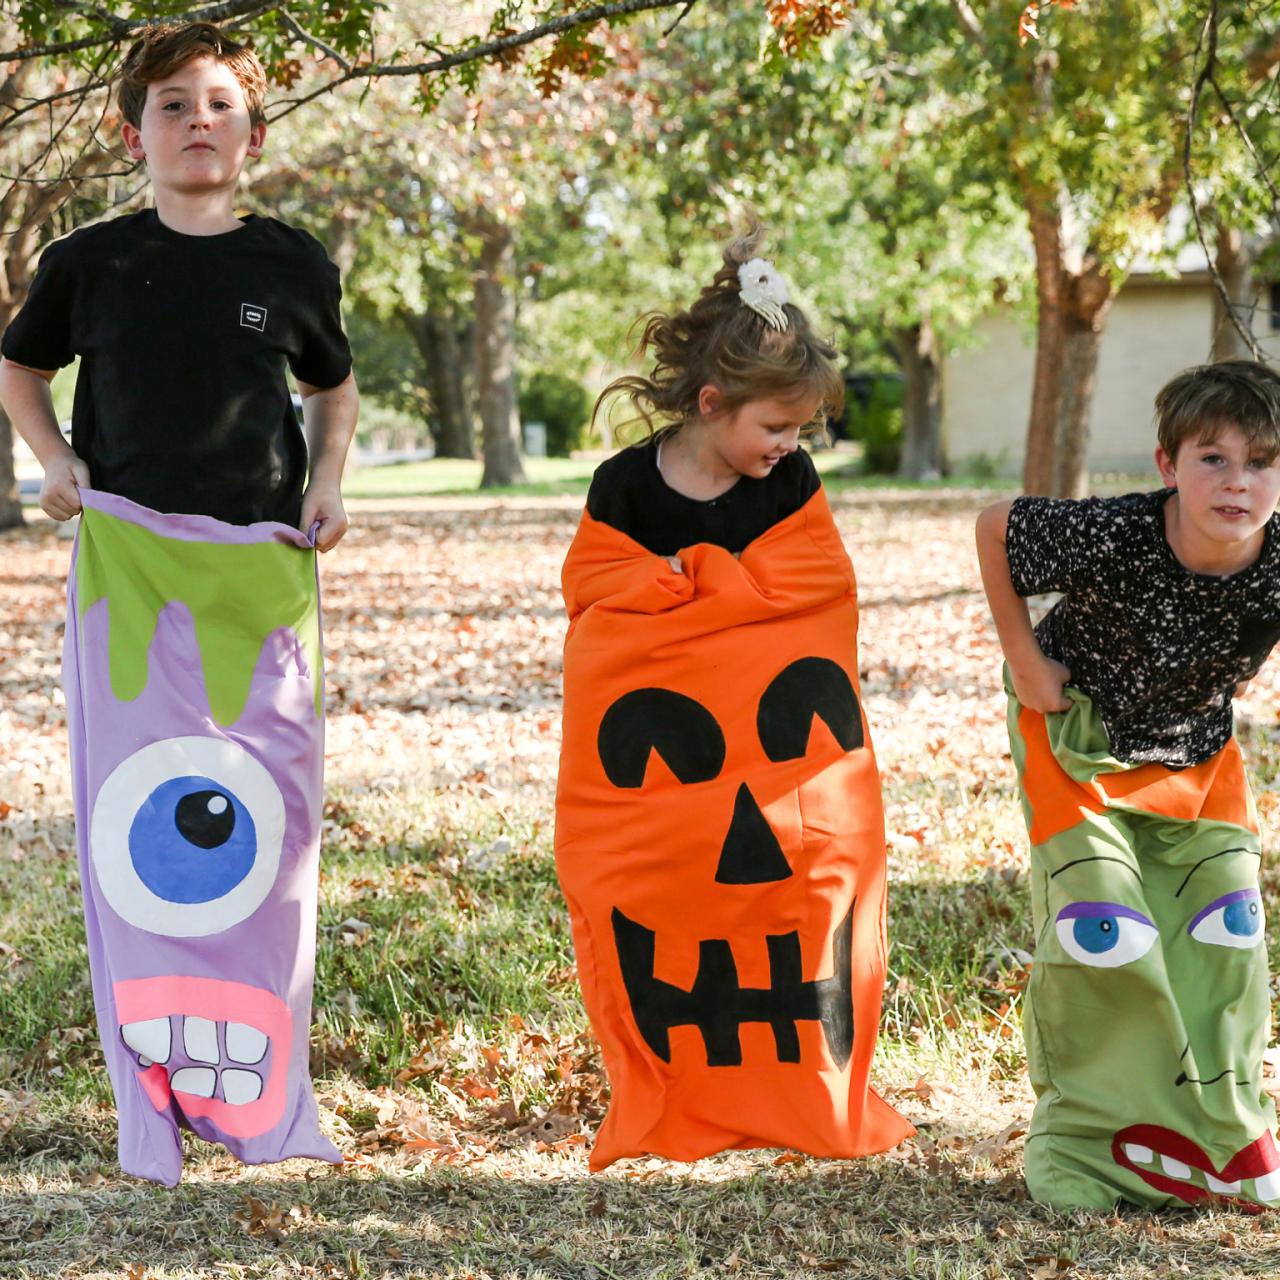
left=63, top=489, right=341, bottom=1185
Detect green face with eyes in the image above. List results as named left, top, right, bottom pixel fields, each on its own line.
left=1015, top=710, right=1276, bottom=1210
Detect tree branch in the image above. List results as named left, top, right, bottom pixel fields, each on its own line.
left=360, top=0, right=692, bottom=79
left=663, top=0, right=701, bottom=37
left=949, top=0, right=986, bottom=48
left=0, top=0, right=278, bottom=62
left=277, top=8, right=351, bottom=73
left=1183, top=0, right=1263, bottom=361
left=266, top=0, right=692, bottom=121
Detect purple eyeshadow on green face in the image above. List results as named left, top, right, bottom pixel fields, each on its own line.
left=1058, top=901, right=1153, bottom=924
left=1055, top=902, right=1159, bottom=966
left=1188, top=889, right=1264, bottom=947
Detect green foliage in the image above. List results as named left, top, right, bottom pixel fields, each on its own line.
left=4, top=0, right=691, bottom=108
left=346, top=307, right=432, bottom=444
left=518, top=370, right=593, bottom=456
left=843, top=376, right=904, bottom=475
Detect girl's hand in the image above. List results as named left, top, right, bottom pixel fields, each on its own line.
left=1010, top=654, right=1073, bottom=714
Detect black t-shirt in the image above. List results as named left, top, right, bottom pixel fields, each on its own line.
left=1006, top=489, right=1280, bottom=766
left=2, top=209, right=352, bottom=526
left=586, top=438, right=821, bottom=556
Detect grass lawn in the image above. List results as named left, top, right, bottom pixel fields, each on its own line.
left=2, top=491, right=1278, bottom=1278
left=341, top=448, right=1017, bottom=501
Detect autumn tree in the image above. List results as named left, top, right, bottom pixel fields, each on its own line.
left=0, top=0, right=704, bottom=520
left=1178, top=2, right=1280, bottom=362
left=0, top=36, right=133, bottom=526
left=606, top=6, right=1028, bottom=477
left=873, top=0, right=1280, bottom=497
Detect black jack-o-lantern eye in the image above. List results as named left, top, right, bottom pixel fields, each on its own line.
left=757, top=657, right=863, bottom=762
left=598, top=688, right=726, bottom=788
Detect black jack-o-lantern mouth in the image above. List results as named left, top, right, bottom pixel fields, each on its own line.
left=611, top=903, right=855, bottom=1068
left=597, top=657, right=863, bottom=885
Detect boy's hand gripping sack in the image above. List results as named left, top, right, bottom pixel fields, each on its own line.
left=557, top=490, right=912, bottom=1168
left=64, top=490, right=340, bottom=1184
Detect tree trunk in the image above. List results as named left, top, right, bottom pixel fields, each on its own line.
left=404, top=309, right=476, bottom=458
left=1054, top=321, right=1108, bottom=498
left=893, top=318, right=944, bottom=480
left=1211, top=224, right=1259, bottom=361
left=472, top=217, right=526, bottom=488
left=1022, top=184, right=1119, bottom=499
left=1023, top=202, right=1067, bottom=496
left=0, top=406, right=23, bottom=530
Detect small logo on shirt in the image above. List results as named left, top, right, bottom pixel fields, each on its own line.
left=240, top=303, right=267, bottom=331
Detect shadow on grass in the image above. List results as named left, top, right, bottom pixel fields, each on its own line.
left=5, top=1131, right=1280, bottom=1279
left=7, top=858, right=1280, bottom=1276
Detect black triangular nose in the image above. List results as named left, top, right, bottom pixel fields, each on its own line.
left=715, top=783, right=792, bottom=884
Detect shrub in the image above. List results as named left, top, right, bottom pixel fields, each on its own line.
left=519, top=371, right=593, bottom=457
left=842, top=375, right=904, bottom=475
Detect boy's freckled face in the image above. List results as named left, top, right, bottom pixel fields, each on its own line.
left=122, top=56, right=265, bottom=197
left=1156, top=422, right=1280, bottom=556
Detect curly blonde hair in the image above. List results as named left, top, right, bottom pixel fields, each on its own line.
left=596, top=224, right=844, bottom=441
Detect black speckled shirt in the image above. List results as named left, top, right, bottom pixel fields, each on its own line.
left=1006, top=490, right=1280, bottom=766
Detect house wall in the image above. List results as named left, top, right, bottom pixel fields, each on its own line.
left=943, top=280, right=1216, bottom=477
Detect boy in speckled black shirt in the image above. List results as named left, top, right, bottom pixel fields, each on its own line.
left=974, top=360, right=1280, bottom=1213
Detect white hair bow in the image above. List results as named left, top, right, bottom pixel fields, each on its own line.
left=737, top=258, right=791, bottom=331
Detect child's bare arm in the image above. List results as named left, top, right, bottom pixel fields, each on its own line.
left=297, top=371, right=358, bottom=552
left=975, top=499, right=1072, bottom=713
left=0, top=357, right=88, bottom=520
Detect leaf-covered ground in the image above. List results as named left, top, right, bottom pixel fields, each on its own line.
left=5, top=489, right=1280, bottom=1278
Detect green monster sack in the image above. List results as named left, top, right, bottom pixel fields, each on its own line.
left=1008, top=680, right=1276, bottom=1210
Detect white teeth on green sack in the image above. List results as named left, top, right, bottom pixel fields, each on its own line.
left=121, top=1018, right=171, bottom=1065
left=1125, top=1147, right=1252, bottom=1197
left=1252, top=1170, right=1280, bottom=1202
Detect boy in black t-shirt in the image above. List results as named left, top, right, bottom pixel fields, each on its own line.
left=0, top=21, right=358, bottom=542
left=974, top=360, right=1280, bottom=1212
left=0, top=24, right=358, bottom=1185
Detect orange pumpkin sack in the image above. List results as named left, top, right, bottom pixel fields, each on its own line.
left=555, top=489, right=914, bottom=1170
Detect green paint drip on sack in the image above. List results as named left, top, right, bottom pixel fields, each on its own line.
left=76, top=506, right=322, bottom=724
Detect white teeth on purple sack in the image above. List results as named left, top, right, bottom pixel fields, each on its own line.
left=183, top=1015, right=219, bottom=1064
left=121, top=1017, right=171, bottom=1065
left=225, top=1021, right=268, bottom=1064
left=170, top=1067, right=216, bottom=1099
left=221, top=1069, right=264, bottom=1105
